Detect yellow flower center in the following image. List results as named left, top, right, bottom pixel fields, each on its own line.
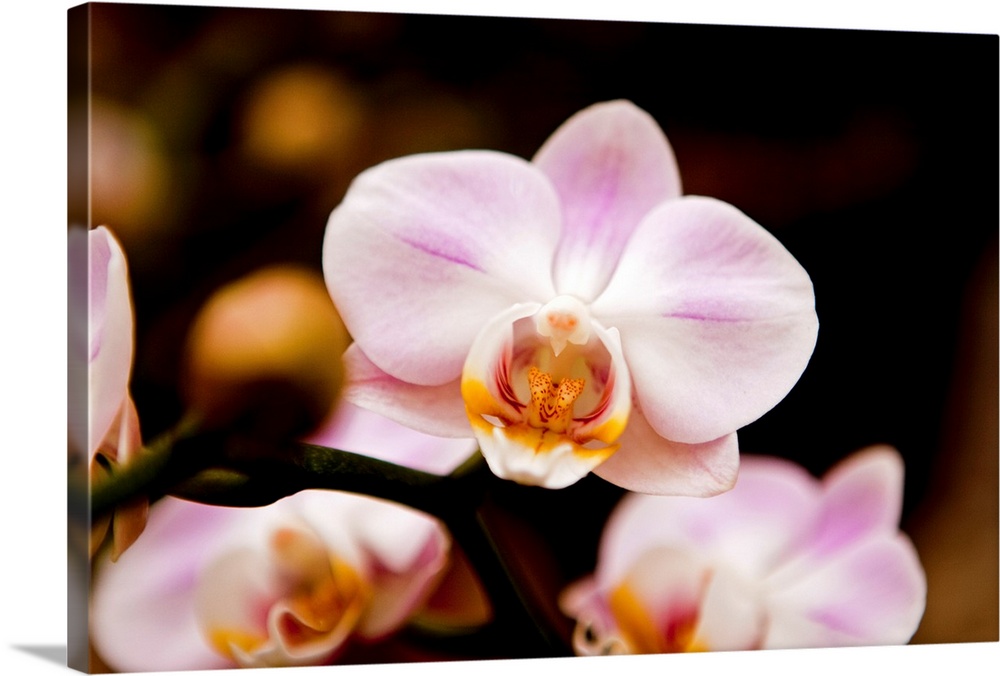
left=459, top=297, right=632, bottom=488
left=526, top=366, right=585, bottom=433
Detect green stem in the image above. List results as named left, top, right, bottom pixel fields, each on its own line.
left=88, top=416, right=206, bottom=516
left=89, top=421, right=459, bottom=517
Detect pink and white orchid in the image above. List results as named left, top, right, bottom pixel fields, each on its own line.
left=90, top=488, right=451, bottom=671
left=323, top=100, right=818, bottom=492
left=69, top=225, right=147, bottom=559
left=560, top=446, right=927, bottom=654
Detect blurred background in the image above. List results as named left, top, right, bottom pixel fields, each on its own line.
left=69, top=2, right=997, bottom=664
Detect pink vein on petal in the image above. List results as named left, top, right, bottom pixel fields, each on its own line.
left=394, top=232, right=484, bottom=273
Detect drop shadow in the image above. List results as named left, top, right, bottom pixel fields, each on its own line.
left=11, top=644, right=66, bottom=666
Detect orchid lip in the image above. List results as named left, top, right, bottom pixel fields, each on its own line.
left=461, top=302, right=631, bottom=488
left=205, top=532, right=369, bottom=668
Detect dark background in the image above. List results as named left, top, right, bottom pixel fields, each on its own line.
left=72, top=2, right=998, bottom=660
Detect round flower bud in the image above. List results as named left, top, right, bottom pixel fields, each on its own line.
left=183, top=265, right=348, bottom=438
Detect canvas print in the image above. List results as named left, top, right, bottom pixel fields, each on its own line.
left=67, top=3, right=999, bottom=673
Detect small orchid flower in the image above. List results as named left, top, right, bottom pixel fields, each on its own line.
left=323, top=100, right=818, bottom=492
left=90, top=488, right=451, bottom=671
left=69, top=225, right=147, bottom=560
left=560, top=446, right=927, bottom=654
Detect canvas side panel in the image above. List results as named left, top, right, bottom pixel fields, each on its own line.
left=67, top=3, right=91, bottom=673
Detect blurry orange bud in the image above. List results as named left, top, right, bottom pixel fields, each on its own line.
left=183, top=265, right=349, bottom=438
left=240, top=64, right=364, bottom=173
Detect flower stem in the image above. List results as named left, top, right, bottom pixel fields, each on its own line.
left=88, top=415, right=205, bottom=517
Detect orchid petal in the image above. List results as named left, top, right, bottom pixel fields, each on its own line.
left=476, top=425, right=616, bottom=489
left=195, top=546, right=285, bottom=665
left=282, top=490, right=372, bottom=567
left=293, top=492, right=450, bottom=640
left=764, top=534, right=926, bottom=648
left=110, top=393, right=143, bottom=465
left=533, top=100, right=682, bottom=301
left=109, top=497, right=148, bottom=563
left=597, top=456, right=818, bottom=585
left=365, top=509, right=446, bottom=579
left=591, top=409, right=739, bottom=497
left=811, top=445, right=906, bottom=551
left=573, top=322, right=632, bottom=447
left=304, top=398, right=478, bottom=475
left=340, top=344, right=473, bottom=439
left=356, top=530, right=449, bottom=639
left=91, top=498, right=242, bottom=672
left=765, top=446, right=908, bottom=589
left=607, top=547, right=708, bottom=653
left=324, top=151, right=561, bottom=386
left=246, top=604, right=357, bottom=668
left=692, top=565, right=766, bottom=652
left=591, top=196, right=818, bottom=443
left=88, top=226, right=135, bottom=456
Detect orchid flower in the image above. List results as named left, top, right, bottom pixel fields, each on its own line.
left=69, top=225, right=147, bottom=559
left=89, top=399, right=484, bottom=671
left=90, top=488, right=452, bottom=671
left=323, top=100, right=818, bottom=492
left=560, top=446, right=927, bottom=654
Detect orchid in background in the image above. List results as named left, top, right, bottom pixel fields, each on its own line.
left=69, top=225, right=147, bottom=560
left=560, top=446, right=927, bottom=654
left=323, top=100, right=818, bottom=492
left=88, top=395, right=496, bottom=671
left=90, top=488, right=452, bottom=671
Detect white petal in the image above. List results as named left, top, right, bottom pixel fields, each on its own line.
left=88, top=226, right=136, bottom=456
left=324, top=151, right=560, bottom=386
left=476, top=423, right=612, bottom=489
left=340, top=343, right=475, bottom=439
left=591, top=196, right=817, bottom=444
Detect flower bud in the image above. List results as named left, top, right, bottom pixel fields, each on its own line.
left=183, top=265, right=348, bottom=438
